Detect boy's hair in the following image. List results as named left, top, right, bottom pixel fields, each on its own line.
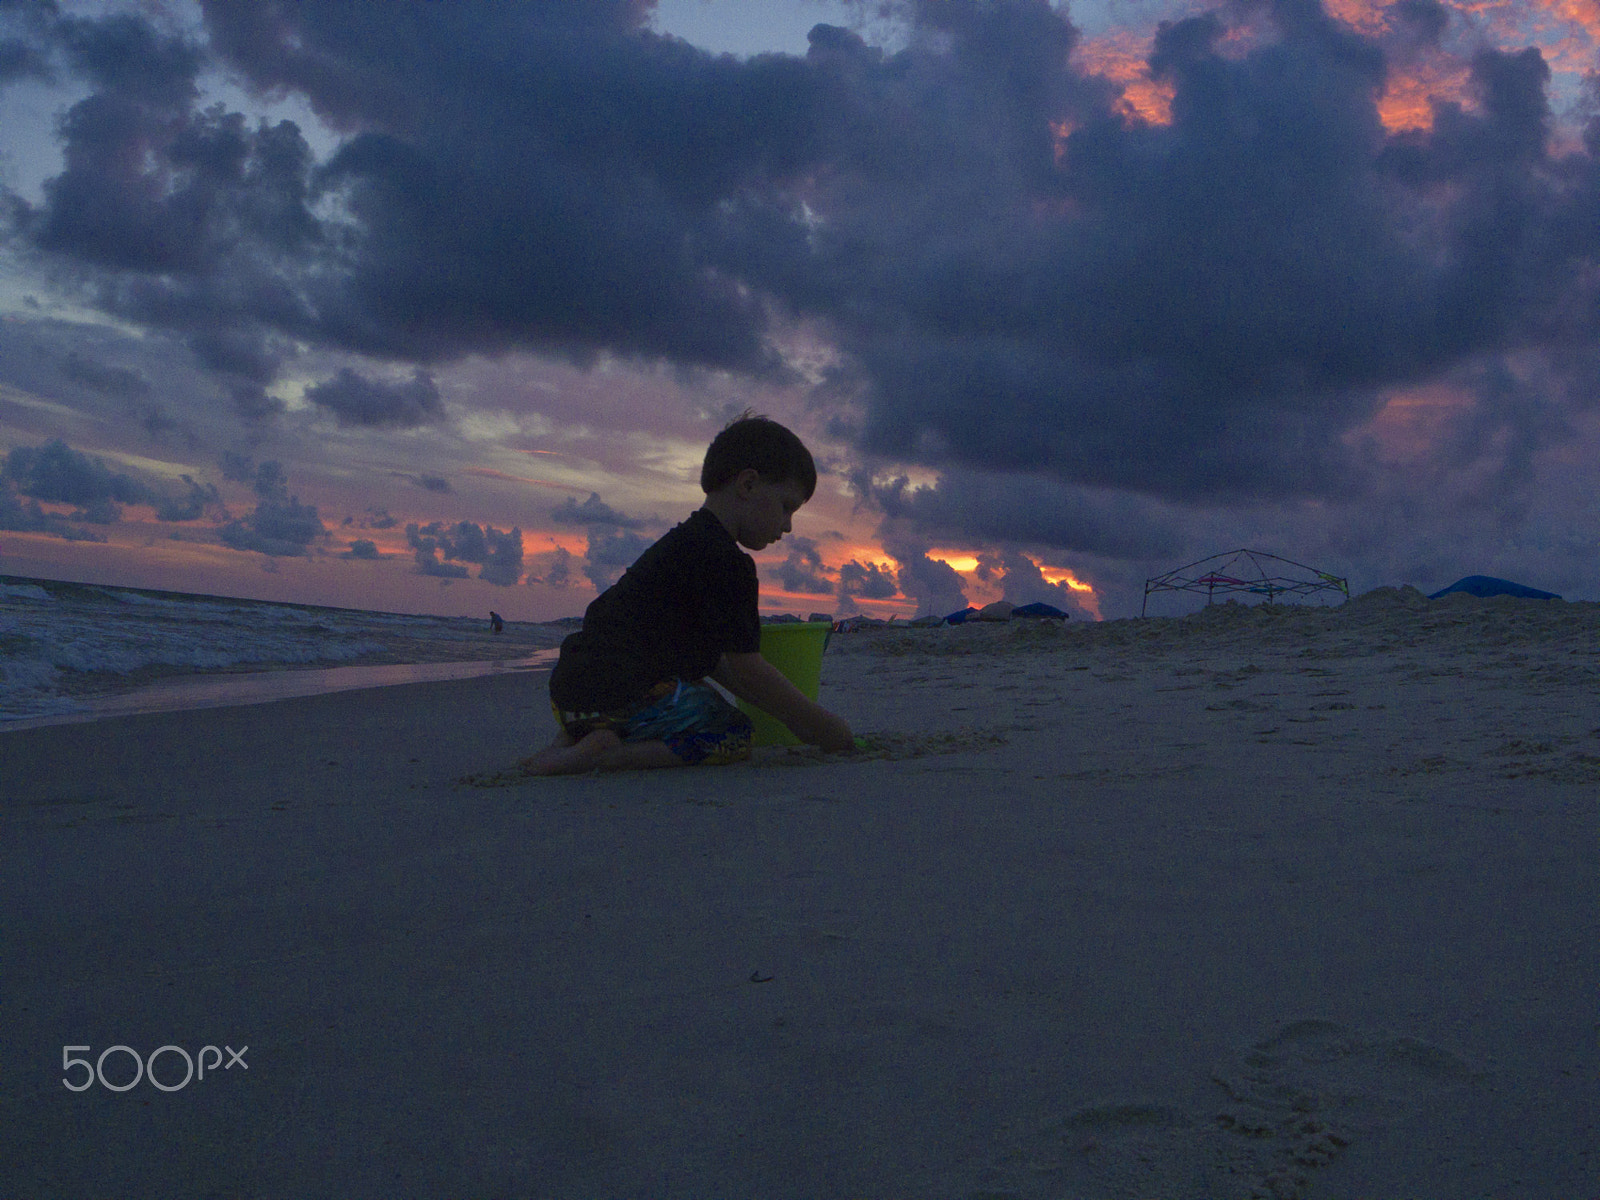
left=700, top=413, right=817, bottom=499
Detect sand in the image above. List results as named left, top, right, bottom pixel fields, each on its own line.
left=2, top=588, right=1596, bottom=1198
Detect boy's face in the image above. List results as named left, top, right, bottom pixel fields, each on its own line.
left=732, top=474, right=808, bottom=551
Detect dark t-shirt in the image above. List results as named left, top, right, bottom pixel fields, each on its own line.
left=549, top=508, right=761, bottom=712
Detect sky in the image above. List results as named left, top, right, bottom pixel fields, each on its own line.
left=5, top=0, right=1600, bottom=622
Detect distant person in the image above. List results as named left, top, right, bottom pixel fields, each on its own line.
left=490, top=611, right=504, bottom=633
left=523, top=414, right=854, bottom=774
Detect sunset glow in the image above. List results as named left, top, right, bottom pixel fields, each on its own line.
left=927, top=551, right=981, bottom=574
left=1040, top=567, right=1095, bottom=593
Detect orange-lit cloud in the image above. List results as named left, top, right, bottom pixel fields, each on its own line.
left=1071, top=0, right=1600, bottom=139
left=1461, top=0, right=1600, bottom=75
left=532, top=532, right=589, bottom=557
left=828, top=542, right=898, bottom=572
left=1349, top=0, right=1600, bottom=134
left=1049, top=118, right=1075, bottom=164
left=922, top=548, right=1105, bottom=620
left=1039, top=565, right=1095, bottom=593
left=1073, top=29, right=1176, bottom=126
left=1323, top=0, right=1391, bottom=35
left=1347, top=381, right=1472, bottom=463
left=926, top=548, right=980, bottom=573
left=1039, top=563, right=1103, bottom=619
left=1378, top=60, right=1474, bottom=132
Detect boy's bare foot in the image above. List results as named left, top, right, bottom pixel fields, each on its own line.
left=520, top=728, right=613, bottom=775
left=520, top=729, right=682, bottom=775
left=519, top=729, right=578, bottom=775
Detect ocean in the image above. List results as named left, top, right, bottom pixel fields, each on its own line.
left=0, top=575, right=568, bottom=730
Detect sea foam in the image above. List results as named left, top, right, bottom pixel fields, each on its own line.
left=0, top=577, right=564, bottom=723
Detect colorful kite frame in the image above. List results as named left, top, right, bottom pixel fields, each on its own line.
left=1142, top=549, right=1349, bottom=616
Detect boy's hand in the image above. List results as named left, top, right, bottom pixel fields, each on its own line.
left=810, top=711, right=855, bottom=754
left=712, top=652, right=854, bottom=752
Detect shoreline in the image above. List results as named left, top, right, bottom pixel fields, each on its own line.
left=0, top=649, right=560, bottom=733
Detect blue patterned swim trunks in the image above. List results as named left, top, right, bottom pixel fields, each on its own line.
left=552, top=679, right=753, bottom=766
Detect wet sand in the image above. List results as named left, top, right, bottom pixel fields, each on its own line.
left=1, top=649, right=559, bottom=732
left=3, top=588, right=1596, bottom=1198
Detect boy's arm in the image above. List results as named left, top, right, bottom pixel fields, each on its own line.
left=711, top=652, right=855, bottom=752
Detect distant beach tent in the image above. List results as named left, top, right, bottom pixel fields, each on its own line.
left=1427, top=575, right=1561, bottom=601
left=1142, top=549, right=1350, bottom=616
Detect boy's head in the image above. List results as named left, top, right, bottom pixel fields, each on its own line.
left=701, top=414, right=817, bottom=501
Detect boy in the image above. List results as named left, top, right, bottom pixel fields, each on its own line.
left=523, top=414, right=855, bottom=775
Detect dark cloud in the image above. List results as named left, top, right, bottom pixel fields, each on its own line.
left=154, top=475, right=222, bottom=522
left=6, top=10, right=324, bottom=366
left=789, top=6, right=1415, bottom=504
left=783, top=5, right=1600, bottom=595
left=405, top=519, right=524, bottom=584
left=879, top=537, right=969, bottom=616
left=551, top=492, right=646, bottom=529
left=867, top=468, right=1182, bottom=559
left=406, top=522, right=466, bottom=578
left=61, top=352, right=150, bottom=399
left=978, top=548, right=1091, bottom=618
left=4, top=0, right=815, bottom=392
left=476, top=526, right=525, bottom=586
left=2, top=438, right=154, bottom=523
left=218, top=460, right=326, bottom=555
left=526, top=543, right=575, bottom=588
left=230, top=383, right=286, bottom=421
left=411, top=519, right=483, bottom=561
left=0, top=0, right=59, bottom=88
left=67, top=495, right=119, bottom=524
left=58, top=10, right=202, bottom=108
left=0, top=489, right=106, bottom=541
left=1388, top=0, right=1450, bottom=48
left=140, top=407, right=182, bottom=439
left=837, top=557, right=898, bottom=602
left=252, top=458, right=289, bottom=500
left=0, top=437, right=217, bottom=525
left=412, top=545, right=469, bottom=579
left=343, top=537, right=380, bottom=559
left=776, top=535, right=832, bottom=594
left=30, top=91, right=214, bottom=273
left=219, top=450, right=255, bottom=482
left=218, top=495, right=324, bottom=555
left=306, top=367, right=443, bottom=428
left=188, top=329, right=283, bottom=383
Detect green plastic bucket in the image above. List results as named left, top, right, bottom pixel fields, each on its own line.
left=738, top=620, right=833, bottom=746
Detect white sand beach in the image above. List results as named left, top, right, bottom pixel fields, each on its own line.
left=3, top=588, right=1596, bottom=1198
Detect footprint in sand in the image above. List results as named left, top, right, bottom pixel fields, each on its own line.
left=973, top=1019, right=1475, bottom=1200
left=1207, top=1019, right=1477, bottom=1198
